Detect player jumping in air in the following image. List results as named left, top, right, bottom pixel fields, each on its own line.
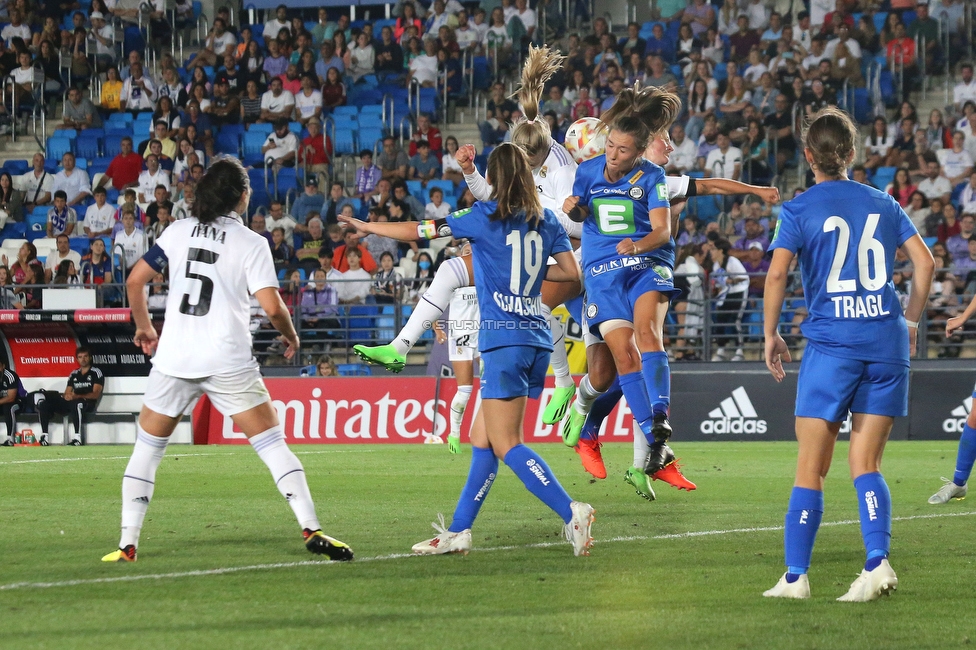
left=103, top=158, right=353, bottom=563
left=352, top=47, right=584, bottom=428
left=762, top=107, right=933, bottom=601
left=563, top=129, right=779, bottom=496
left=341, top=143, right=595, bottom=556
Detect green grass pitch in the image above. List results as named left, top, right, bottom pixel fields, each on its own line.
left=1, top=441, right=975, bottom=649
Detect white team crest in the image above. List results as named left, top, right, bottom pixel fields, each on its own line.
left=628, top=186, right=644, bottom=200
left=586, top=303, right=598, bottom=319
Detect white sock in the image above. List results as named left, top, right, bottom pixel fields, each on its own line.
left=249, top=427, right=320, bottom=531
left=543, top=304, right=574, bottom=388
left=450, top=384, right=473, bottom=438
left=573, top=374, right=603, bottom=416
left=119, top=426, right=170, bottom=548
left=393, top=256, right=468, bottom=356
left=633, top=421, right=650, bottom=468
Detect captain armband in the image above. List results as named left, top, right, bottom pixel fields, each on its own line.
left=417, top=219, right=452, bottom=240
left=142, top=244, right=169, bottom=272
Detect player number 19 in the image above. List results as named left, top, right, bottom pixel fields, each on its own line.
left=505, top=230, right=543, bottom=295
left=823, top=213, right=887, bottom=293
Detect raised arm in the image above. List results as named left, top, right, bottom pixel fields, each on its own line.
left=695, top=177, right=780, bottom=205
left=338, top=214, right=451, bottom=242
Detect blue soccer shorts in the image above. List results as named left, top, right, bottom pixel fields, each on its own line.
left=795, top=345, right=909, bottom=422
left=582, top=259, right=680, bottom=337
left=480, top=346, right=550, bottom=400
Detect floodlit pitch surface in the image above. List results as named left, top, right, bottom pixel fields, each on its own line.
left=1, top=442, right=974, bottom=649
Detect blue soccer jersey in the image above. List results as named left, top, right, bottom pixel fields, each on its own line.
left=573, top=155, right=673, bottom=272
left=447, top=202, right=572, bottom=353
left=769, top=180, right=918, bottom=366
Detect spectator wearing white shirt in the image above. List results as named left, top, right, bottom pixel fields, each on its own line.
left=16, top=153, right=52, bottom=210
left=801, top=37, right=828, bottom=74
left=294, top=76, right=322, bottom=126
left=917, top=158, right=953, bottom=204
left=823, top=25, right=861, bottom=60
left=744, top=0, right=769, bottom=31
left=260, top=77, right=295, bottom=122
left=84, top=187, right=116, bottom=237
left=137, top=155, right=171, bottom=205
left=43, top=234, right=82, bottom=283
left=348, top=32, right=376, bottom=82
left=408, top=38, right=438, bottom=87
left=265, top=200, right=297, bottom=241
left=510, top=0, right=536, bottom=38
left=424, top=188, right=451, bottom=220
left=455, top=11, right=479, bottom=51
left=0, top=9, right=30, bottom=46
left=337, top=248, right=372, bottom=304
left=189, top=17, right=236, bottom=69
left=703, top=131, right=742, bottom=180
left=51, top=153, right=91, bottom=207
left=667, top=124, right=698, bottom=174
left=46, top=191, right=77, bottom=237
left=953, top=64, right=976, bottom=113
left=263, top=5, right=290, bottom=42
left=959, top=171, right=976, bottom=216
left=88, top=12, right=116, bottom=72
left=113, top=207, right=147, bottom=269
left=938, top=131, right=975, bottom=186
left=262, top=119, right=298, bottom=169
left=121, top=63, right=156, bottom=113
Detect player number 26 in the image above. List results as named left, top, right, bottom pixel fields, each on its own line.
left=505, top=230, right=544, bottom=296
left=823, top=213, right=887, bottom=294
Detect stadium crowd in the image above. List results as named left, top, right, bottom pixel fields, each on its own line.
left=0, top=0, right=973, bottom=363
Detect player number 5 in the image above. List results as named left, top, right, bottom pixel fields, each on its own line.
left=505, top=230, right=544, bottom=295
left=823, top=213, right=887, bottom=294
left=179, top=247, right=219, bottom=316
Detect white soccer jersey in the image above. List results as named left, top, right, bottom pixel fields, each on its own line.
left=449, top=285, right=480, bottom=337
left=152, top=214, right=278, bottom=379
left=463, top=142, right=580, bottom=238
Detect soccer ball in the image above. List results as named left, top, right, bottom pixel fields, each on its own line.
left=564, top=117, right=607, bottom=164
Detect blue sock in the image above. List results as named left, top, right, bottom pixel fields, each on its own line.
left=579, top=377, right=622, bottom=441
left=854, top=472, right=891, bottom=569
left=954, top=424, right=976, bottom=486
left=618, top=371, right=654, bottom=442
left=640, top=351, right=671, bottom=417
left=448, top=447, right=498, bottom=533
left=503, top=444, right=573, bottom=523
left=784, top=487, right=824, bottom=577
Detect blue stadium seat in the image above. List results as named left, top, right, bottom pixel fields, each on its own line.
left=0, top=221, right=26, bottom=239
left=106, top=112, right=133, bottom=126
left=53, top=128, right=77, bottom=140
left=106, top=189, right=120, bottom=204
left=425, top=180, right=455, bottom=200
left=247, top=123, right=274, bottom=137
left=46, top=137, right=73, bottom=161
left=27, top=211, right=48, bottom=235
left=76, top=136, right=100, bottom=160
left=105, top=125, right=133, bottom=137
left=333, top=129, right=357, bottom=156
left=872, top=166, right=897, bottom=189
left=358, top=127, right=384, bottom=152
left=242, top=131, right=267, bottom=166
left=359, top=105, right=384, bottom=119
left=332, top=106, right=358, bottom=118
left=2, top=159, right=29, bottom=175
left=103, top=135, right=125, bottom=159
left=873, top=11, right=888, bottom=32
left=68, top=237, right=90, bottom=255
left=80, top=127, right=105, bottom=140
left=337, top=363, right=371, bottom=376
left=406, top=180, right=423, bottom=202
left=273, top=167, right=298, bottom=200
left=214, top=130, right=240, bottom=156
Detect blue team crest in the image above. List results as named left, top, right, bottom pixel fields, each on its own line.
left=628, top=186, right=644, bottom=200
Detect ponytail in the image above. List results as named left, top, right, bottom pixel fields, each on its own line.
left=511, top=45, right=564, bottom=166
left=599, top=82, right=682, bottom=152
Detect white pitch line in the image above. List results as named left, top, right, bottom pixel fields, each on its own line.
left=3, top=509, right=974, bottom=592
left=0, top=449, right=376, bottom=466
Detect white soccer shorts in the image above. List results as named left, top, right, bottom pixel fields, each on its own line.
left=143, top=366, right=271, bottom=418
left=449, top=332, right=479, bottom=362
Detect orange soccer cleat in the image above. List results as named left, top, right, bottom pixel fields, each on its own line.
left=575, top=438, right=607, bottom=479
left=650, top=460, right=697, bottom=491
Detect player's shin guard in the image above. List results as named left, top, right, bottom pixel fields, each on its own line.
left=854, top=472, right=892, bottom=569
left=504, top=444, right=574, bottom=523
left=954, top=424, right=976, bottom=486
left=784, top=487, right=824, bottom=576
left=119, top=426, right=170, bottom=548
left=450, top=385, right=473, bottom=439
left=580, top=377, right=622, bottom=442
left=249, top=427, right=320, bottom=532
left=449, top=446, right=498, bottom=532
left=394, top=257, right=468, bottom=356
left=543, top=305, right=574, bottom=389
left=640, top=351, right=671, bottom=421
left=633, top=422, right=650, bottom=467
left=618, top=372, right=654, bottom=442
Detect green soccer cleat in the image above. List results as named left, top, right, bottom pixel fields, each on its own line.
left=447, top=434, right=462, bottom=454
left=352, top=344, right=406, bottom=373
left=561, top=406, right=586, bottom=448
left=624, top=466, right=656, bottom=501
left=542, top=385, right=575, bottom=425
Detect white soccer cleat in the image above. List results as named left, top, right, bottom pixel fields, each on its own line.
left=411, top=514, right=472, bottom=555
left=762, top=572, right=811, bottom=599
left=928, top=478, right=967, bottom=504
left=564, top=501, right=595, bottom=556
left=836, top=559, right=898, bottom=602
